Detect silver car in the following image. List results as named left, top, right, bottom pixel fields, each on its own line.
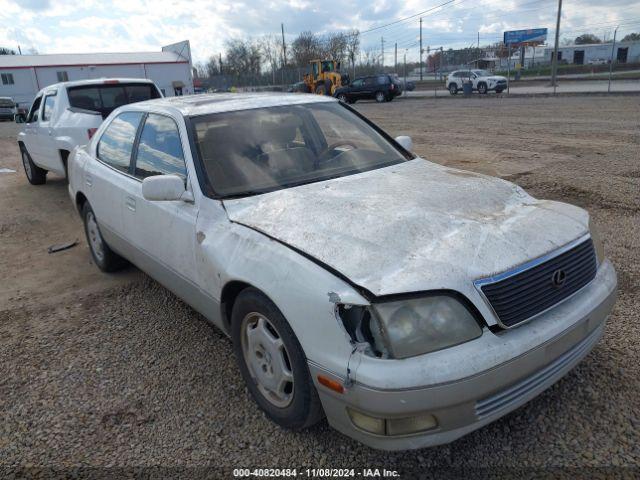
left=67, top=93, right=617, bottom=450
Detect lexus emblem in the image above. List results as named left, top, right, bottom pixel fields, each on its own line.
left=551, top=269, right=567, bottom=288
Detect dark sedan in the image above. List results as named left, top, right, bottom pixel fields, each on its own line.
left=334, top=74, right=401, bottom=103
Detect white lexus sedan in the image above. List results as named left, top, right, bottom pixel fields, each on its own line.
left=68, top=93, right=617, bottom=450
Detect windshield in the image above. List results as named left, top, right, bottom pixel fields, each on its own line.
left=473, top=70, right=491, bottom=77
left=191, top=102, right=409, bottom=198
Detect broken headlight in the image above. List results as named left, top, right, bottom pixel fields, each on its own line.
left=369, top=296, right=482, bottom=359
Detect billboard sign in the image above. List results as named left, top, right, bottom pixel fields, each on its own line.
left=503, top=28, right=548, bottom=45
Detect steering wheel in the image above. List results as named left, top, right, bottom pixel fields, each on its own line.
left=318, top=140, right=358, bottom=163
left=326, top=140, right=357, bottom=151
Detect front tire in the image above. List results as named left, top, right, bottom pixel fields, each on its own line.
left=449, top=83, right=458, bottom=95
left=337, top=93, right=348, bottom=103
left=231, top=288, right=323, bottom=430
left=82, top=202, right=127, bottom=272
left=375, top=91, right=386, bottom=103
left=478, top=82, right=488, bottom=94
left=20, top=147, right=47, bottom=185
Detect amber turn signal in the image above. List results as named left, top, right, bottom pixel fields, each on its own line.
left=317, top=375, right=344, bottom=394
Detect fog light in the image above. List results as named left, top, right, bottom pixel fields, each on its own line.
left=386, top=413, right=438, bottom=436
left=346, top=408, right=385, bottom=435
left=347, top=408, right=439, bottom=436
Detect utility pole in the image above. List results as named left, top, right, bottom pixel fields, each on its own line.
left=381, top=36, right=384, bottom=68
left=550, top=0, right=563, bottom=94
left=219, top=53, right=223, bottom=75
left=281, top=23, right=287, bottom=86
left=608, top=26, right=618, bottom=93
left=419, top=17, right=423, bottom=81
left=404, top=50, right=407, bottom=93
left=394, top=43, right=398, bottom=73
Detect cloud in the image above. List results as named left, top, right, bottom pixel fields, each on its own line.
left=1, top=0, right=640, bottom=64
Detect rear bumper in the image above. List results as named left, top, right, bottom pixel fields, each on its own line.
left=311, top=259, right=617, bottom=450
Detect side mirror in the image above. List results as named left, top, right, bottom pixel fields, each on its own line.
left=142, top=175, right=191, bottom=202
left=395, top=136, right=413, bottom=152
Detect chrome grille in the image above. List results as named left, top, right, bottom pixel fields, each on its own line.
left=478, top=237, right=597, bottom=328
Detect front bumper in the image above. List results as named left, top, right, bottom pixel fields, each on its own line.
left=310, top=259, right=617, bottom=450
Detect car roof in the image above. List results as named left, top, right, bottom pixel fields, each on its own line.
left=119, top=92, right=337, bottom=117
left=37, top=78, right=156, bottom=95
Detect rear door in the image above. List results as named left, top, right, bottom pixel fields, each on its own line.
left=85, top=111, right=144, bottom=252
left=121, top=112, right=199, bottom=289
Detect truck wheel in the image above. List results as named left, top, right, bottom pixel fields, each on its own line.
left=82, top=202, right=127, bottom=272
left=375, top=91, right=386, bottom=103
left=478, top=82, right=488, bottom=94
left=231, top=288, right=323, bottom=430
left=20, top=147, right=47, bottom=185
left=315, top=84, right=326, bottom=95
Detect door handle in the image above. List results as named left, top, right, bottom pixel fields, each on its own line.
left=125, top=196, right=136, bottom=212
left=85, top=173, right=93, bottom=186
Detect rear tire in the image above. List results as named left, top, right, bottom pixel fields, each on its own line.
left=449, top=83, right=458, bottom=95
left=82, top=202, right=127, bottom=272
left=375, top=91, right=386, bottom=103
left=337, top=93, right=348, bottom=103
left=20, top=147, right=47, bottom=185
left=231, top=288, right=323, bottom=430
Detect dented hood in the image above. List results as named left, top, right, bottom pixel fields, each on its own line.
left=223, top=159, right=589, bottom=296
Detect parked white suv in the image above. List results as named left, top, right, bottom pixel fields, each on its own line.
left=18, top=78, right=162, bottom=185
left=67, top=93, right=616, bottom=450
left=446, top=69, right=507, bottom=95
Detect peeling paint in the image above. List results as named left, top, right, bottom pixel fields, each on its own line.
left=196, top=231, right=206, bottom=244
left=327, top=291, right=341, bottom=303
left=223, top=158, right=589, bottom=301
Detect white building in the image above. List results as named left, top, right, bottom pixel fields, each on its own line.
left=544, top=41, right=640, bottom=65
left=0, top=40, right=194, bottom=107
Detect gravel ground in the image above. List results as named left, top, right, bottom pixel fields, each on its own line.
left=0, top=95, right=638, bottom=477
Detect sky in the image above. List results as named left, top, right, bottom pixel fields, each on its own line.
left=1, top=0, right=639, bottom=64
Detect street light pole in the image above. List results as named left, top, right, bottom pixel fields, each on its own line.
left=550, top=0, right=563, bottom=94
left=608, top=26, right=618, bottom=93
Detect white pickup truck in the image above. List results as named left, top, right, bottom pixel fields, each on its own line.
left=18, top=78, right=162, bottom=185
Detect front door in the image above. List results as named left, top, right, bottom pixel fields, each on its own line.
left=121, top=112, right=198, bottom=290
left=617, top=48, right=628, bottom=63
left=574, top=51, right=584, bottom=65
left=36, top=92, right=63, bottom=174
left=21, top=95, right=43, bottom=163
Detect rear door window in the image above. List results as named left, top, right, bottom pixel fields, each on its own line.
left=41, top=95, right=56, bottom=122
left=133, top=113, right=187, bottom=180
left=67, top=83, right=161, bottom=118
left=97, top=111, right=144, bottom=173
left=377, top=75, right=388, bottom=85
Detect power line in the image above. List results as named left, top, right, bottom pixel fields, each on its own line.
left=360, top=0, right=462, bottom=36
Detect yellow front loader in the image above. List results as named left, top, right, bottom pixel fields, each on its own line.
left=303, top=60, right=350, bottom=96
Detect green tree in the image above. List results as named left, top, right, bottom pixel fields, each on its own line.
left=574, top=34, right=602, bottom=45
left=621, top=32, right=640, bottom=42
